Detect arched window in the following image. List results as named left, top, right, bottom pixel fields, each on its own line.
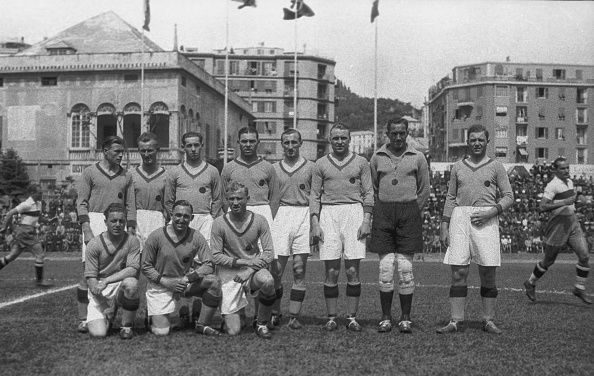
left=70, top=103, right=91, bottom=148
left=149, top=102, right=170, bottom=148
left=96, top=103, right=117, bottom=149
left=123, top=103, right=142, bottom=149
left=179, top=105, right=187, bottom=140
left=188, top=109, right=195, bottom=131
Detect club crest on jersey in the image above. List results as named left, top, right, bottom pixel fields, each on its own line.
left=349, top=178, right=356, bottom=184
left=484, top=181, right=491, bottom=187
left=299, top=184, right=306, bottom=190
left=118, top=192, right=123, bottom=199
left=155, top=195, right=161, bottom=201
left=259, top=179, right=266, bottom=186
left=182, top=256, right=191, bottom=263
left=392, top=179, right=398, bottom=185
left=199, top=187, right=206, bottom=194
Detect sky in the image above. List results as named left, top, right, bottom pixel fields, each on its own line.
left=1, top=0, right=593, bottom=108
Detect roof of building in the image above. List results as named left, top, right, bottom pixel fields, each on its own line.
left=18, top=11, right=163, bottom=56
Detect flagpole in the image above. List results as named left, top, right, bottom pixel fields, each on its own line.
left=141, top=28, right=145, bottom=133
left=224, top=0, right=230, bottom=166
left=293, top=10, right=298, bottom=130
left=373, top=16, right=378, bottom=152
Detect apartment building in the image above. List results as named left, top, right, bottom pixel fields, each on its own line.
left=427, top=62, right=593, bottom=164
left=184, top=46, right=336, bottom=160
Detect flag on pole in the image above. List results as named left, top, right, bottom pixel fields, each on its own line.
left=143, top=0, right=150, bottom=31
left=283, top=0, right=315, bottom=20
left=371, top=0, right=379, bottom=23
left=233, top=0, right=256, bottom=9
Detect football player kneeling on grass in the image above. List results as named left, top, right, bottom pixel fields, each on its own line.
left=211, top=182, right=276, bottom=339
left=84, top=203, right=141, bottom=339
left=142, top=200, right=222, bottom=336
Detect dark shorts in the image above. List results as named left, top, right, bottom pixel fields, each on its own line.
left=369, top=200, right=423, bottom=255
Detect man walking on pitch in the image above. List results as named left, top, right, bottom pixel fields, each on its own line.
left=271, top=129, right=315, bottom=329
left=369, top=118, right=430, bottom=333
left=310, top=124, right=374, bottom=332
left=523, top=157, right=591, bottom=304
left=438, top=124, right=513, bottom=335
left=76, top=136, right=136, bottom=333
left=84, top=203, right=140, bottom=339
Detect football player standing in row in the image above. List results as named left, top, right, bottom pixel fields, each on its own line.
left=76, top=136, right=137, bottom=333
left=142, top=200, right=222, bottom=336
left=84, top=203, right=140, bottom=339
left=211, top=182, right=276, bottom=339
left=438, top=124, right=513, bottom=334
left=523, top=157, right=591, bottom=304
left=310, top=124, right=374, bottom=332
left=270, top=129, right=314, bottom=329
left=369, top=118, right=430, bottom=334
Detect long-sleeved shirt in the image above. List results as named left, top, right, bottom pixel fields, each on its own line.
left=221, top=158, right=280, bottom=209
left=210, top=213, right=274, bottom=269
left=164, top=162, right=223, bottom=217
left=77, top=162, right=137, bottom=228
left=370, top=143, right=430, bottom=209
left=273, top=158, right=314, bottom=207
left=84, top=233, right=140, bottom=279
left=309, top=153, right=374, bottom=217
left=130, top=166, right=167, bottom=212
left=141, top=227, right=214, bottom=284
left=442, top=158, right=514, bottom=222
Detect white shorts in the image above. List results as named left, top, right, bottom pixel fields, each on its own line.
left=443, top=206, right=501, bottom=267
left=271, top=206, right=310, bottom=258
left=189, top=214, right=214, bottom=246
left=218, top=266, right=257, bottom=315
left=87, top=281, right=122, bottom=322
left=145, top=282, right=180, bottom=316
left=136, top=210, right=166, bottom=251
left=247, top=205, right=274, bottom=227
left=318, top=204, right=366, bottom=261
left=82, top=212, right=108, bottom=262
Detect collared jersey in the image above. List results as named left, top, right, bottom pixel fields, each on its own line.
left=370, top=144, right=430, bottom=208
left=543, top=176, right=576, bottom=217
left=442, top=158, right=514, bottom=221
left=310, top=153, right=374, bottom=216
left=130, top=166, right=167, bottom=212
left=141, top=227, right=214, bottom=284
left=210, top=212, right=274, bottom=268
left=15, top=196, right=42, bottom=226
left=273, top=158, right=314, bottom=207
left=164, top=161, right=223, bottom=217
left=84, top=233, right=140, bottom=279
left=77, top=162, right=137, bottom=227
left=221, top=158, right=279, bottom=207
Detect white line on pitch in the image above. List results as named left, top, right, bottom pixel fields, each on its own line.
left=0, top=284, right=77, bottom=310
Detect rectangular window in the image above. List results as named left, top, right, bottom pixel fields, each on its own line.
left=555, top=128, right=564, bottom=140
left=539, top=107, right=546, bottom=120
left=452, top=89, right=458, bottom=100
left=576, top=69, right=583, bottom=80
left=495, top=129, right=508, bottom=138
left=216, top=60, right=225, bottom=75
left=264, top=101, right=275, bottom=113
left=536, top=147, right=548, bottom=159
left=255, top=121, right=277, bottom=135
left=495, top=147, right=507, bottom=158
left=41, top=76, right=57, bottom=86
left=576, top=149, right=587, bottom=164
left=496, top=106, right=508, bottom=116
left=124, top=74, right=138, bottom=82
left=577, top=127, right=587, bottom=145
left=576, top=108, right=588, bottom=123
left=558, top=107, right=565, bottom=121
left=477, top=86, right=483, bottom=98
left=495, top=85, right=508, bottom=97
left=536, top=68, right=543, bottom=81
left=515, top=68, right=523, bottom=79
left=252, top=102, right=259, bottom=113
left=535, top=127, right=548, bottom=139
left=536, top=87, right=548, bottom=99
left=229, top=61, right=240, bottom=75
left=516, top=106, right=527, bottom=122
left=558, top=87, right=566, bottom=101
left=553, top=69, right=566, bottom=80
left=577, top=88, right=588, bottom=104
left=0, top=77, right=3, bottom=87
left=516, top=87, right=527, bottom=102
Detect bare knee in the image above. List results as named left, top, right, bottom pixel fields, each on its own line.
left=122, top=278, right=139, bottom=297
left=451, top=266, right=469, bottom=285
left=292, top=258, right=306, bottom=282
left=345, top=265, right=360, bottom=283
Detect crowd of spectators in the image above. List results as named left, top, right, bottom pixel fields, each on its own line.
left=422, top=162, right=594, bottom=254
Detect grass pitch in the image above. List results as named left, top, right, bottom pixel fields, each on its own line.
left=0, top=254, right=592, bottom=376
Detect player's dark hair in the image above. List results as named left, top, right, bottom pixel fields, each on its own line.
left=552, top=156, right=567, bottom=169
left=329, top=123, right=350, bottom=138
left=172, top=200, right=194, bottom=213
left=225, top=181, right=249, bottom=196
left=467, top=124, right=489, bottom=141
left=137, top=132, right=159, bottom=146
left=386, top=117, right=409, bottom=131
left=280, top=128, right=302, bottom=143
left=103, top=203, right=127, bottom=219
left=181, top=131, right=203, bottom=145
left=102, top=136, right=125, bottom=150
left=238, top=126, right=259, bottom=140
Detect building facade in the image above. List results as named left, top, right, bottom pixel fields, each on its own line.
left=428, top=62, right=593, bottom=164
left=183, top=46, right=336, bottom=161
left=0, top=12, right=253, bottom=186
left=350, top=130, right=375, bottom=155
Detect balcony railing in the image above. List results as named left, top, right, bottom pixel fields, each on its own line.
left=516, top=135, right=528, bottom=145
left=516, top=116, right=528, bottom=123
left=317, top=113, right=329, bottom=120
